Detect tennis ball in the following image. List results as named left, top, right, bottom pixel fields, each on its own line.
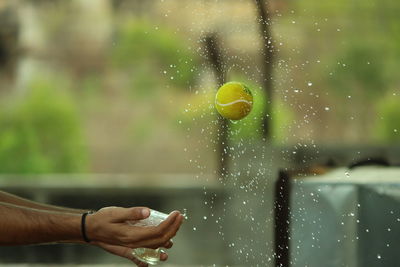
left=215, top=81, right=253, bottom=120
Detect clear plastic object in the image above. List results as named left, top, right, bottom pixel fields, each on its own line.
left=127, top=210, right=169, bottom=265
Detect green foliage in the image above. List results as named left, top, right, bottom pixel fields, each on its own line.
left=0, top=78, right=86, bottom=174
left=111, top=20, right=198, bottom=92
left=328, top=45, right=386, bottom=99
left=375, top=93, right=400, bottom=142
left=228, top=82, right=294, bottom=144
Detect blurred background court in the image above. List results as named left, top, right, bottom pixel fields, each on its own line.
left=0, top=0, right=399, bottom=266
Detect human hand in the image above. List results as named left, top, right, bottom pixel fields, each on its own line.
left=94, top=241, right=172, bottom=267
left=85, top=207, right=183, bottom=249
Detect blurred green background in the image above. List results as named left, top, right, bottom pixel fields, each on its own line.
left=0, top=0, right=399, bottom=175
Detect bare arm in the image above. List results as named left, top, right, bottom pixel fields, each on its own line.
left=0, top=190, right=88, bottom=214
left=0, top=202, right=81, bottom=246
left=0, top=191, right=183, bottom=266
left=0, top=202, right=182, bottom=247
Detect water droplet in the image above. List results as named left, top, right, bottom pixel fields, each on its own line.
left=377, top=254, right=381, bottom=259
left=193, top=227, right=197, bottom=231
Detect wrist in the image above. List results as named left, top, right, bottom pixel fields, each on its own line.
left=83, top=210, right=99, bottom=243
left=81, top=211, right=95, bottom=243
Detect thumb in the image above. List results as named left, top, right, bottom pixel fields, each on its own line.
left=111, top=207, right=150, bottom=222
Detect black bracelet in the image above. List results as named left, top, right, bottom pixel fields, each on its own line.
left=81, top=211, right=94, bottom=243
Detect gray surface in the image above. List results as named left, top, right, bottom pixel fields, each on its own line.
left=290, top=167, right=400, bottom=267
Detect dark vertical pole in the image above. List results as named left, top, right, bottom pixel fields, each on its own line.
left=254, top=0, right=274, bottom=140
left=0, top=6, right=19, bottom=92
left=274, top=170, right=291, bottom=267
left=204, top=34, right=229, bottom=179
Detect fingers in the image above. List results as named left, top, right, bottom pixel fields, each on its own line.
left=86, top=207, right=151, bottom=243
left=111, top=207, right=150, bottom=223
left=94, top=208, right=184, bottom=252
left=160, top=251, right=168, bottom=261
left=132, top=257, right=149, bottom=267
left=136, top=213, right=184, bottom=249
left=163, top=240, right=173, bottom=249
left=155, top=211, right=181, bottom=234
left=127, top=211, right=180, bottom=242
left=160, top=214, right=183, bottom=243
left=95, top=242, right=149, bottom=267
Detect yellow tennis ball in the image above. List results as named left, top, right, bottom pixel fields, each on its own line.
left=215, top=82, right=253, bottom=120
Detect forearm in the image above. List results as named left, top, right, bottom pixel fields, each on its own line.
left=0, top=202, right=82, bottom=246
left=0, top=191, right=89, bottom=214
